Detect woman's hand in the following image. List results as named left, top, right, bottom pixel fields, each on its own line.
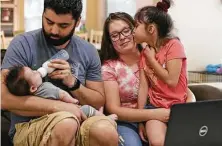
left=138, top=123, right=148, bottom=143
left=154, top=108, right=170, bottom=122
left=48, top=59, right=76, bottom=88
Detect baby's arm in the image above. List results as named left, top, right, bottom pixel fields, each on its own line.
left=35, top=82, right=78, bottom=104
left=138, top=69, right=148, bottom=109
left=59, top=89, right=79, bottom=104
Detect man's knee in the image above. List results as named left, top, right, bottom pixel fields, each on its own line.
left=54, top=118, right=78, bottom=131
left=52, top=118, right=78, bottom=137
left=50, top=118, right=78, bottom=145
left=89, top=120, right=119, bottom=144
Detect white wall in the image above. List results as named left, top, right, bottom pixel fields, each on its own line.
left=24, top=0, right=87, bottom=32
left=107, top=0, right=154, bottom=17
left=76, top=0, right=87, bottom=32
left=107, top=0, right=136, bottom=16
left=169, top=0, right=222, bottom=71
left=136, top=0, right=153, bottom=10
left=24, top=0, right=44, bottom=32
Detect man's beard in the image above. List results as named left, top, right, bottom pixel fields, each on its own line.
left=42, top=24, right=76, bottom=46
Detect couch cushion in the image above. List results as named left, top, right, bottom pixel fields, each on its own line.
left=1, top=116, right=13, bottom=146
left=188, top=83, right=222, bottom=101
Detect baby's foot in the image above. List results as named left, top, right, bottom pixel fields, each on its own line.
left=107, top=114, right=118, bottom=130
left=108, top=114, right=118, bottom=121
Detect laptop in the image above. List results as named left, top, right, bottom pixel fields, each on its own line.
left=164, top=99, right=222, bottom=146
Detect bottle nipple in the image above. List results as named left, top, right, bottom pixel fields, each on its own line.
left=37, top=67, right=47, bottom=78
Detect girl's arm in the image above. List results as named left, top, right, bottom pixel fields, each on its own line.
left=144, top=41, right=186, bottom=88
left=148, top=58, right=182, bottom=88
left=138, top=69, right=148, bottom=109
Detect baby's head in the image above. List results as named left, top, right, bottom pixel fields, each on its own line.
left=6, top=66, right=43, bottom=96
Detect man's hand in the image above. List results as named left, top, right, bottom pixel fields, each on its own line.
left=48, top=59, right=76, bottom=88
left=138, top=123, right=148, bottom=143
left=61, top=103, right=87, bottom=122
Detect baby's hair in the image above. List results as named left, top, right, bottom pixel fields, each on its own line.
left=134, top=0, right=174, bottom=39
left=6, top=66, right=30, bottom=96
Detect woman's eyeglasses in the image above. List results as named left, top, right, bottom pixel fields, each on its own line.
left=110, top=27, right=133, bottom=42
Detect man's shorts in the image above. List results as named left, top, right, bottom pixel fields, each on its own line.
left=13, top=111, right=116, bottom=146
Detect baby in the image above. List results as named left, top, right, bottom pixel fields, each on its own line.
left=6, top=66, right=117, bottom=120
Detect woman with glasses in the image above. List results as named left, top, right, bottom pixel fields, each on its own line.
left=100, top=12, right=195, bottom=146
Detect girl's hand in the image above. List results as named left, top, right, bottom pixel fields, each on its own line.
left=138, top=123, right=148, bottom=143
left=143, top=46, right=156, bottom=63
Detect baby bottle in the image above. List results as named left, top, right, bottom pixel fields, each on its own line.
left=37, top=50, right=69, bottom=77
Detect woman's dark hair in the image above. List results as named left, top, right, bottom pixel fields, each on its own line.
left=134, top=0, right=174, bottom=39
left=44, top=0, right=82, bottom=21
left=100, top=12, right=141, bottom=64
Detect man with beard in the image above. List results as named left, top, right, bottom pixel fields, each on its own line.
left=1, top=0, right=119, bottom=146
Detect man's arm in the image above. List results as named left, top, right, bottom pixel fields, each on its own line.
left=72, top=46, right=105, bottom=109
left=71, top=80, right=105, bottom=110
left=49, top=59, right=105, bottom=110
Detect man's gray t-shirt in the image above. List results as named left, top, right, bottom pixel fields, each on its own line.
left=1, top=28, right=101, bottom=140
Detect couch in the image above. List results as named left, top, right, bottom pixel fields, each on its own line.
left=1, top=83, right=222, bottom=146
left=188, top=83, right=222, bottom=101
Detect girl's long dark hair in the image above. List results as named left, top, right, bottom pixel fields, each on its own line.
left=134, top=0, right=174, bottom=39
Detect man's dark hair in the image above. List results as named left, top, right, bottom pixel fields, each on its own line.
left=6, top=66, right=30, bottom=96
left=44, top=0, right=83, bottom=20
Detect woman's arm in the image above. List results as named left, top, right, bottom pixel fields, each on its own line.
left=138, top=69, right=148, bottom=109
left=104, top=80, right=170, bottom=122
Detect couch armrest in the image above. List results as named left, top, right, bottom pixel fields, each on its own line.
left=188, top=83, right=222, bottom=101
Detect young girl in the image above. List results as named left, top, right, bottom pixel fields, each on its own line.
left=134, top=0, right=187, bottom=145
